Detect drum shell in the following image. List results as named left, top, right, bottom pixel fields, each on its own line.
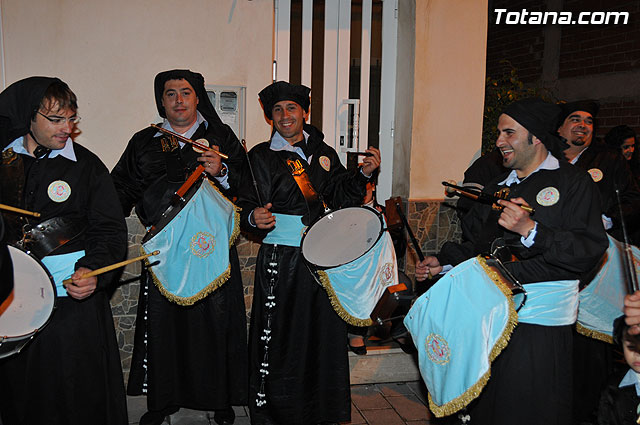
left=0, top=245, right=56, bottom=358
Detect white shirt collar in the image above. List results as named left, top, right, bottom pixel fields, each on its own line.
left=269, top=130, right=310, bottom=162
left=154, top=111, right=207, bottom=147
left=619, top=368, right=640, bottom=396
left=569, top=146, right=588, bottom=165
left=2, top=135, right=77, bottom=162
left=498, top=152, right=559, bottom=186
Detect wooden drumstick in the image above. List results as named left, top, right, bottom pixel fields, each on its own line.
left=0, top=203, right=40, bottom=217
left=63, top=250, right=160, bottom=287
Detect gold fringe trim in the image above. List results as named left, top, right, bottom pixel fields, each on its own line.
left=428, top=256, right=519, bottom=418
left=138, top=180, right=241, bottom=306
left=576, top=322, right=614, bottom=344
left=140, top=244, right=232, bottom=306
left=317, top=270, right=374, bottom=327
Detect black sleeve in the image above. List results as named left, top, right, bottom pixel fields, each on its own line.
left=111, top=131, right=149, bottom=217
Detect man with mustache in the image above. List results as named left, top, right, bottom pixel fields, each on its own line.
left=416, top=98, right=608, bottom=425
left=111, top=70, right=248, bottom=425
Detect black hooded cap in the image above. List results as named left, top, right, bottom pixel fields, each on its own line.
left=153, top=69, right=223, bottom=126
left=557, top=99, right=600, bottom=127
left=502, top=98, right=567, bottom=159
left=258, top=81, right=311, bottom=120
left=0, top=76, right=62, bottom=142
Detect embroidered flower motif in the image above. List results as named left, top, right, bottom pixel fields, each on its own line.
left=47, top=180, right=71, bottom=202
left=380, top=262, right=394, bottom=285
left=425, top=333, right=450, bottom=365
left=190, top=232, right=216, bottom=258
left=536, top=186, right=560, bottom=206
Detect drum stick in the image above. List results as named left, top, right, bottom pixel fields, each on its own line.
left=149, top=124, right=229, bottom=159
left=62, top=250, right=160, bottom=287
left=442, top=181, right=535, bottom=214
left=241, top=139, right=264, bottom=206
left=0, top=203, right=40, bottom=217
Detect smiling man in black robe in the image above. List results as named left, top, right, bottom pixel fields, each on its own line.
left=237, top=81, right=380, bottom=425
left=111, top=70, right=248, bottom=425
left=0, top=77, right=128, bottom=425
left=416, top=98, right=608, bottom=425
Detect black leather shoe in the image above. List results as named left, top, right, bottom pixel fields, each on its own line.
left=213, top=407, right=235, bottom=425
left=139, top=406, right=179, bottom=425
left=348, top=342, right=367, bottom=355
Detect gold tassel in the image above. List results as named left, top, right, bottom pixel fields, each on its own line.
left=317, top=270, right=374, bottom=327
left=576, top=322, right=614, bottom=344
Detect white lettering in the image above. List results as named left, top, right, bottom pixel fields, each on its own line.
left=520, top=9, right=529, bottom=24
left=543, top=11, right=558, bottom=25
left=606, top=11, right=629, bottom=25
left=494, top=9, right=506, bottom=24
left=529, top=11, right=543, bottom=24
left=506, top=12, right=520, bottom=24
left=591, top=12, right=605, bottom=24
left=558, top=12, right=572, bottom=24
left=578, top=12, right=590, bottom=24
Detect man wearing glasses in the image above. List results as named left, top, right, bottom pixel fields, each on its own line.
left=0, top=77, right=128, bottom=425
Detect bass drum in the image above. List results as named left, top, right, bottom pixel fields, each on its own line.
left=0, top=245, right=56, bottom=359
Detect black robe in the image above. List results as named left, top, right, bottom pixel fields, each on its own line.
left=236, top=124, right=367, bottom=425
left=439, top=159, right=608, bottom=425
left=111, top=121, right=248, bottom=412
left=0, top=142, right=128, bottom=425
left=573, top=143, right=640, bottom=242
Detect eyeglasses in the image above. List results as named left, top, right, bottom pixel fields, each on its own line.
left=37, top=111, right=81, bottom=125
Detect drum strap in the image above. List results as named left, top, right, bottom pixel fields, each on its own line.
left=277, top=153, right=325, bottom=225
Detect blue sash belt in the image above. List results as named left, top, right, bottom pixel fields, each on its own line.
left=517, top=280, right=579, bottom=326
left=41, top=250, right=86, bottom=297
left=262, top=214, right=306, bottom=247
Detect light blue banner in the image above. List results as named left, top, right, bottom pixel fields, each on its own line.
left=142, top=180, right=240, bottom=305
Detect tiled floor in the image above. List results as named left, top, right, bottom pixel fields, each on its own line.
left=127, top=381, right=434, bottom=425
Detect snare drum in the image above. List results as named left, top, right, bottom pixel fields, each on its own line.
left=0, top=245, right=56, bottom=359
left=301, top=206, right=401, bottom=326
left=403, top=256, right=518, bottom=417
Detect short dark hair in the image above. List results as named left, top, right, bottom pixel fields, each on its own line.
left=37, top=80, right=78, bottom=116
left=605, top=125, right=637, bottom=149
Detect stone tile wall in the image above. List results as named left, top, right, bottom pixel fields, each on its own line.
left=109, top=201, right=462, bottom=377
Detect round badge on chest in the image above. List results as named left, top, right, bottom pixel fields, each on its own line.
left=587, top=168, right=603, bottom=182
left=319, top=156, right=331, bottom=172
left=47, top=180, right=71, bottom=203
left=536, top=186, right=560, bottom=206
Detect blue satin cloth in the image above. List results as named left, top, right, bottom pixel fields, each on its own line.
left=319, top=231, right=398, bottom=326
left=518, top=280, right=579, bottom=326
left=404, top=257, right=516, bottom=417
left=41, top=250, right=86, bottom=297
left=577, top=235, right=636, bottom=342
left=262, top=213, right=307, bottom=246
left=141, top=180, right=240, bottom=305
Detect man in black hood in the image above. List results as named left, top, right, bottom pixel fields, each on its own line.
left=416, top=98, right=607, bottom=425
left=0, top=76, right=128, bottom=424
left=237, top=81, right=380, bottom=425
left=111, top=69, right=248, bottom=425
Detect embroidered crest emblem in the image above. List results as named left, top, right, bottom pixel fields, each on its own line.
left=190, top=232, right=216, bottom=258
left=425, top=333, right=450, bottom=365
left=536, top=187, right=560, bottom=206
left=588, top=168, right=603, bottom=182
left=319, top=156, right=330, bottom=172
left=380, top=262, right=394, bottom=285
left=47, top=180, right=71, bottom=202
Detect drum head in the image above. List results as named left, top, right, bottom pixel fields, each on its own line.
left=301, top=206, right=383, bottom=268
left=0, top=246, right=55, bottom=338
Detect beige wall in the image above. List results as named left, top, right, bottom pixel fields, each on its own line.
left=409, top=0, right=488, bottom=200
left=0, top=0, right=274, bottom=169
